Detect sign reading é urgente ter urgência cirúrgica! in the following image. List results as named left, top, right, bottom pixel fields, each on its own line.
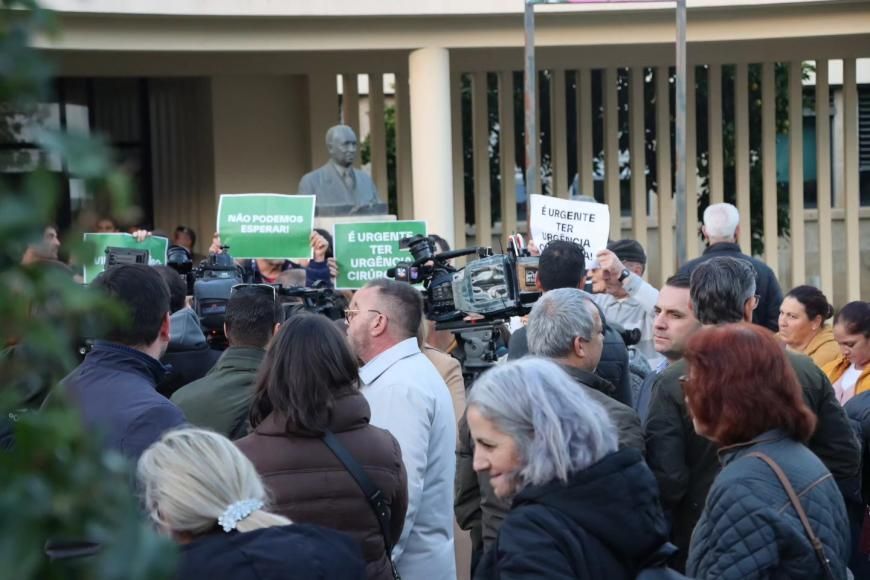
left=216, top=194, right=315, bottom=260
left=333, top=220, right=427, bottom=290
left=529, top=194, right=610, bottom=262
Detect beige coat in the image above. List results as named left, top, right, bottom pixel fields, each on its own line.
left=423, top=344, right=465, bottom=425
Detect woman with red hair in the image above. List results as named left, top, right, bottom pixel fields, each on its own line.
left=683, top=323, right=850, bottom=580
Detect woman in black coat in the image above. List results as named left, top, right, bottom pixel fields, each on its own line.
left=137, top=428, right=366, bottom=580
left=683, top=324, right=850, bottom=579
left=466, top=357, right=670, bottom=579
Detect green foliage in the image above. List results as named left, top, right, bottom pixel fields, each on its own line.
left=0, top=1, right=176, bottom=578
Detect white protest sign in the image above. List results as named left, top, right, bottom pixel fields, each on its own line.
left=529, top=194, right=610, bottom=262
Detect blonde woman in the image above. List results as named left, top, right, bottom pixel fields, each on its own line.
left=138, top=428, right=366, bottom=580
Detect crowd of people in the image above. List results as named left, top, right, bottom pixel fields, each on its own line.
left=8, top=201, right=870, bottom=579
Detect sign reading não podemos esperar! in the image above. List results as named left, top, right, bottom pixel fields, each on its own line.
left=334, top=220, right=427, bottom=289
left=216, top=193, right=315, bottom=259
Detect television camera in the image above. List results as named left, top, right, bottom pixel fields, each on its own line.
left=388, top=234, right=540, bottom=383
left=167, top=245, right=345, bottom=347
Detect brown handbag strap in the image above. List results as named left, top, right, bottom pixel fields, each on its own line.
left=747, top=452, right=836, bottom=580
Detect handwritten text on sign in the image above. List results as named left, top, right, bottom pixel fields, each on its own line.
left=529, top=194, right=610, bottom=261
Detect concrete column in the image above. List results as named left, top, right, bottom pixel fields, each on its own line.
left=409, top=47, right=454, bottom=247
left=211, top=75, right=309, bottom=195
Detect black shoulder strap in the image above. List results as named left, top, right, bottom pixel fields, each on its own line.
left=322, top=430, right=394, bottom=551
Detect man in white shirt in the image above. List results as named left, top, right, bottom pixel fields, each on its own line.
left=346, top=278, right=457, bottom=580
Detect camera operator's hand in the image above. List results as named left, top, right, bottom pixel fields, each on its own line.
left=527, top=238, right=541, bottom=257
left=132, top=229, right=151, bottom=243
left=209, top=232, right=223, bottom=254
left=327, top=257, right=338, bottom=280
left=594, top=249, right=627, bottom=285
left=310, top=231, right=329, bottom=262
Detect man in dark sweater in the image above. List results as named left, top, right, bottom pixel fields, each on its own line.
left=58, top=264, right=186, bottom=463
left=678, top=202, right=782, bottom=331
left=172, top=286, right=280, bottom=439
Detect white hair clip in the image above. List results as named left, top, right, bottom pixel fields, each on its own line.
left=218, top=499, right=263, bottom=533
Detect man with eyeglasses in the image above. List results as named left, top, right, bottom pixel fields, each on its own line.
left=345, top=278, right=457, bottom=580
left=644, top=256, right=859, bottom=572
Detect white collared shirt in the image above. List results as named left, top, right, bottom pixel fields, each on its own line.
left=360, top=338, right=457, bottom=580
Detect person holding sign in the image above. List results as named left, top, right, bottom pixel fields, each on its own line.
left=209, top=230, right=334, bottom=287
left=588, top=240, right=663, bottom=369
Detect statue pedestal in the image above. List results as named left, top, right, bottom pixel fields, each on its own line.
left=314, top=214, right=397, bottom=234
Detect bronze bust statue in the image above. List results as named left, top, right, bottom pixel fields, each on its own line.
left=298, top=124, right=387, bottom=216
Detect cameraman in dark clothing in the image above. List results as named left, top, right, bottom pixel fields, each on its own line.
left=54, top=264, right=186, bottom=463
left=154, top=266, right=221, bottom=397
left=506, top=240, right=631, bottom=405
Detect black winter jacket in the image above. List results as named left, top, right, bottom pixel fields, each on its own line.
left=645, top=351, right=860, bottom=570
left=687, top=431, right=851, bottom=579
left=176, top=524, right=366, bottom=580
left=474, top=448, right=669, bottom=579
left=678, top=242, right=783, bottom=331
left=845, top=390, right=870, bottom=504
left=159, top=308, right=221, bottom=397
left=455, top=367, right=644, bottom=553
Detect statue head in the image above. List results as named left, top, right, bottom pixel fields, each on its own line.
left=326, top=125, right=358, bottom=168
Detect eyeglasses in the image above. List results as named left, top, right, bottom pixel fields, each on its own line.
left=344, top=308, right=382, bottom=324
left=231, top=283, right=277, bottom=301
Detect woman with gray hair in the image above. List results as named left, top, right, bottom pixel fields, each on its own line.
left=138, top=428, right=366, bottom=580
left=468, top=358, right=669, bottom=579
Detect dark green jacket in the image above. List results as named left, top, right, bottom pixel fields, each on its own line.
left=644, top=350, right=860, bottom=570
left=171, top=346, right=265, bottom=440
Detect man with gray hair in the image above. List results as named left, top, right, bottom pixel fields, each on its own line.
left=298, top=124, right=387, bottom=216
left=645, top=256, right=859, bottom=571
left=677, top=202, right=782, bottom=331
left=345, top=278, right=456, bottom=580
left=527, top=288, right=643, bottom=451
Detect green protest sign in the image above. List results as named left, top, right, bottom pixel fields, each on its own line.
left=82, top=233, right=169, bottom=283
left=216, top=194, right=315, bottom=259
left=334, top=220, right=427, bottom=289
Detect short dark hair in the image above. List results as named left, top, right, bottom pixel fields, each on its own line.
left=785, top=285, right=834, bottom=323
left=538, top=241, right=586, bottom=291
left=665, top=270, right=691, bottom=290
left=91, top=264, right=170, bottom=347
left=835, top=301, right=870, bottom=337
left=428, top=234, right=451, bottom=253
left=689, top=257, right=756, bottom=325
left=224, top=289, right=280, bottom=348
left=684, top=323, right=816, bottom=445
left=174, top=225, right=196, bottom=247
left=154, top=265, right=187, bottom=314
left=365, top=278, right=423, bottom=340
left=249, top=314, right=358, bottom=435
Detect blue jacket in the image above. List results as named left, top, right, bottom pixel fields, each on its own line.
left=687, top=430, right=851, bottom=579
left=61, top=342, right=186, bottom=462
left=475, top=448, right=669, bottom=579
